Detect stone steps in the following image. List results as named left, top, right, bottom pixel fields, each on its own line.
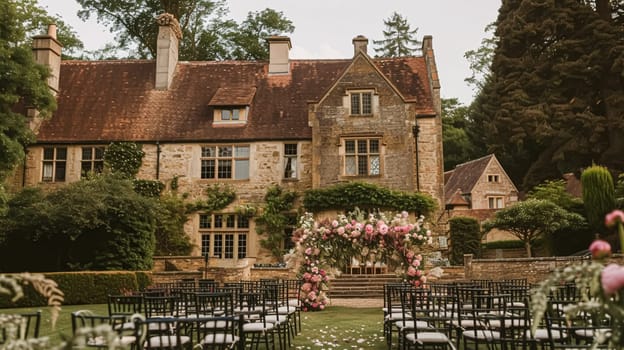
left=328, top=273, right=400, bottom=298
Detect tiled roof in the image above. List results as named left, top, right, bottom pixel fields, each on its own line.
left=444, top=154, right=495, bottom=204
left=36, top=56, right=435, bottom=143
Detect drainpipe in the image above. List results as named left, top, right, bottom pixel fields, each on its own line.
left=22, top=148, right=28, bottom=187
left=156, top=141, right=161, bottom=180
left=412, top=124, right=420, bottom=192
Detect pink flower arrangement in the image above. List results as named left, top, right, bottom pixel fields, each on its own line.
left=293, top=210, right=432, bottom=309
left=601, top=263, right=624, bottom=295
left=589, top=239, right=611, bottom=259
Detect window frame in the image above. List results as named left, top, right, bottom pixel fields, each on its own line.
left=283, top=143, right=298, bottom=179
left=342, top=137, right=382, bottom=177
left=80, top=146, right=105, bottom=178
left=200, top=145, right=250, bottom=180
left=199, top=213, right=248, bottom=260
left=213, top=107, right=246, bottom=125
left=42, top=146, right=67, bottom=182
left=487, top=196, right=505, bottom=209
left=349, top=90, right=374, bottom=116
left=487, top=174, right=500, bottom=183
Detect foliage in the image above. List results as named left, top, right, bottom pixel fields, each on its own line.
left=441, top=98, right=480, bottom=170
left=15, top=0, right=84, bottom=58
left=229, top=8, right=295, bottom=60
left=463, top=23, right=496, bottom=94
left=103, top=142, right=145, bottom=179
left=372, top=11, right=421, bottom=57
left=303, top=182, right=436, bottom=216
left=0, top=273, right=63, bottom=329
left=0, top=0, right=56, bottom=183
left=153, top=194, right=194, bottom=256
left=469, top=0, right=624, bottom=190
left=448, top=216, right=481, bottom=265
left=75, top=0, right=294, bottom=60
left=256, top=185, right=298, bottom=260
left=528, top=179, right=591, bottom=255
left=186, top=183, right=236, bottom=213
left=482, top=199, right=586, bottom=257
left=0, top=176, right=157, bottom=272
left=527, top=179, right=583, bottom=212
left=0, top=271, right=148, bottom=308
left=582, top=165, right=616, bottom=237
left=289, top=211, right=433, bottom=310
left=481, top=239, right=524, bottom=250
left=133, top=179, right=165, bottom=197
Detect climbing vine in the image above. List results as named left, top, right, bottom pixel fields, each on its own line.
left=256, top=185, right=298, bottom=259
left=103, top=142, right=145, bottom=179
left=186, top=183, right=236, bottom=214
left=303, top=182, right=436, bottom=215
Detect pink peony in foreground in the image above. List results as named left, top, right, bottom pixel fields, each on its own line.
left=589, top=240, right=612, bottom=259
left=601, top=263, right=624, bottom=295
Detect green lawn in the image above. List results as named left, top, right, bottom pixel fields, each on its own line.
left=0, top=304, right=386, bottom=349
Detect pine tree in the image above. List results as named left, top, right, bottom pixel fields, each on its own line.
left=469, top=0, right=624, bottom=190
left=373, top=12, right=421, bottom=57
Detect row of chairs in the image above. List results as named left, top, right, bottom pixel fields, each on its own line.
left=384, top=279, right=609, bottom=350
left=0, top=310, right=41, bottom=345
left=70, top=278, right=303, bottom=349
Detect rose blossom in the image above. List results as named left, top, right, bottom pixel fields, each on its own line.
left=308, top=291, right=317, bottom=300
left=311, top=266, right=319, bottom=273
left=303, top=273, right=311, bottom=281
left=379, top=224, right=388, bottom=235
left=332, top=220, right=339, bottom=228
left=319, top=304, right=325, bottom=310
left=605, top=209, right=624, bottom=227
left=305, top=247, right=312, bottom=255
left=601, top=263, right=624, bottom=295
left=406, top=251, right=415, bottom=259
left=337, top=227, right=345, bottom=235
left=301, top=283, right=312, bottom=292
left=365, top=224, right=374, bottom=234
left=589, top=240, right=612, bottom=259
left=412, top=259, right=420, bottom=267
left=407, top=266, right=417, bottom=276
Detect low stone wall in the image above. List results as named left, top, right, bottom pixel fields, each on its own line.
left=250, top=268, right=296, bottom=280
left=153, top=256, right=204, bottom=272
left=463, top=254, right=624, bottom=284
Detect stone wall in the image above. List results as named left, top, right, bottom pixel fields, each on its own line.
left=463, top=254, right=624, bottom=284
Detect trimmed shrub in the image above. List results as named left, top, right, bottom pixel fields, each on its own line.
left=449, top=216, right=481, bottom=265
left=581, top=165, right=615, bottom=237
left=0, top=271, right=149, bottom=307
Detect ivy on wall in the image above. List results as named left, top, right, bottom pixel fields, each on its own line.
left=256, top=185, right=298, bottom=259
left=133, top=179, right=165, bottom=197
left=303, top=182, right=436, bottom=216
left=186, top=183, right=236, bottom=214
left=104, top=142, right=145, bottom=179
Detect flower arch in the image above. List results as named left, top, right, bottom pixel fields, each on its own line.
left=289, top=210, right=433, bottom=311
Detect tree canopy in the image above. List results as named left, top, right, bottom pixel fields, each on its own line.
left=75, top=0, right=294, bottom=60
left=373, top=11, right=421, bottom=57
left=0, top=0, right=57, bottom=185
left=468, top=0, right=624, bottom=190
left=442, top=98, right=479, bottom=170
left=482, top=199, right=586, bottom=257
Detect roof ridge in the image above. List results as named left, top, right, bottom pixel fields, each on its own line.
left=454, top=154, right=494, bottom=168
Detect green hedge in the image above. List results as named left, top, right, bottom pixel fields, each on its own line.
left=0, top=271, right=152, bottom=308
left=482, top=240, right=525, bottom=249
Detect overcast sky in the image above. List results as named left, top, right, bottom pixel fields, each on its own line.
left=38, top=0, right=501, bottom=105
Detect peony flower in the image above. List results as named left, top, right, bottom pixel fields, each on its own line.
left=301, top=282, right=312, bottom=292
left=337, top=227, right=345, bottom=235
left=601, top=263, right=624, bottom=295
left=365, top=224, right=374, bottom=234
left=407, top=266, right=417, bottom=276
left=319, top=304, right=325, bottom=310
left=305, top=247, right=312, bottom=255
left=589, top=240, right=612, bottom=259
left=332, top=220, right=339, bottom=228
left=412, top=259, right=420, bottom=267
left=308, top=291, right=317, bottom=300
left=379, top=224, right=388, bottom=235
left=605, top=209, right=624, bottom=227
left=303, top=272, right=311, bottom=281
left=351, top=230, right=361, bottom=238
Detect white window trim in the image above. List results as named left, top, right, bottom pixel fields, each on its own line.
left=283, top=143, right=299, bottom=180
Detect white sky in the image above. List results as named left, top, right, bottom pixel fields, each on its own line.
left=37, top=0, right=501, bottom=105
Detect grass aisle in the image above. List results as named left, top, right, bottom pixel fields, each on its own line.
left=294, top=306, right=386, bottom=350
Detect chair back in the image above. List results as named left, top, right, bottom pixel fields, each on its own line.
left=0, top=310, right=41, bottom=344
left=108, top=294, right=143, bottom=317
left=143, top=295, right=178, bottom=318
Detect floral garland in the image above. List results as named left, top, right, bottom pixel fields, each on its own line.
left=291, top=210, right=433, bottom=311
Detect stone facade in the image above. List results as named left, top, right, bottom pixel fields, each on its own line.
left=18, top=29, right=444, bottom=277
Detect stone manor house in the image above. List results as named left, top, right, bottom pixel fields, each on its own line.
left=13, top=15, right=444, bottom=270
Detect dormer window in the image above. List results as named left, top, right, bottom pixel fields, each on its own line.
left=208, top=86, right=256, bottom=126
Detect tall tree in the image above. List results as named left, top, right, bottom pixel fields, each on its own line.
left=373, top=12, right=421, bottom=57
left=463, top=23, right=496, bottom=94
left=75, top=0, right=294, bottom=60
left=229, top=8, right=294, bottom=60
left=469, top=0, right=624, bottom=190
left=442, top=98, right=480, bottom=170
left=0, top=0, right=56, bottom=184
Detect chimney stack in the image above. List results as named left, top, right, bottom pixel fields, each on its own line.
left=352, top=35, right=368, bottom=56
left=32, top=24, right=62, bottom=94
left=155, top=13, right=182, bottom=90
left=267, top=36, right=291, bottom=75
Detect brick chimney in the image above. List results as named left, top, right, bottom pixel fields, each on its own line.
left=267, top=36, right=291, bottom=75
left=155, top=13, right=182, bottom=90
left=32, top=24, right=62, bottom=94
left=352, top=35, right=368, bottom=56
